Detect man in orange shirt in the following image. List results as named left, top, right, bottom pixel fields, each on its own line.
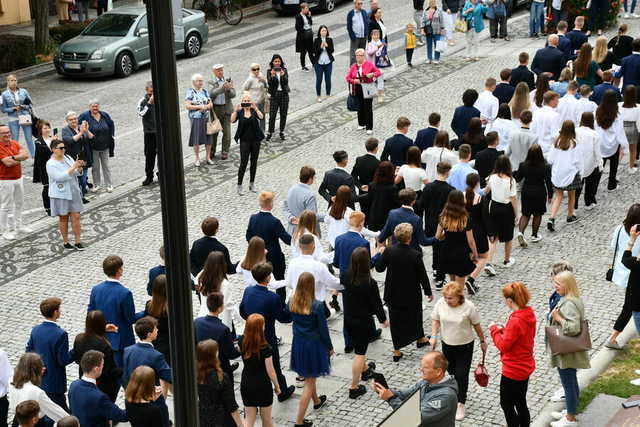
left=0, top=124, right=32, bottom=240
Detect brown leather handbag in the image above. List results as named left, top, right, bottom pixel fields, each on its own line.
left=545, top=320, right=592, bottom=356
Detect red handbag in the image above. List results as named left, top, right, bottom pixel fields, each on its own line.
left=474, top=348, right=489, bottom=387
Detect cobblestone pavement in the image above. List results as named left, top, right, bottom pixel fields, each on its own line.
left=1, top=5, right=638, bottom=427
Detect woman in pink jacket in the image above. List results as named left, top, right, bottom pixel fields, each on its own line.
left=346, top=48, right=381, bottom=135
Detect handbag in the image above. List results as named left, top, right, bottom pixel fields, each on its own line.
left=606, top=226, right=622, bottom=282
left=474, top=348, right=489, bottom=387
left=18, top=114, right=32, bottom=126
left=375, top=45, right=392, bottom=68
left=455, top=17, right=468, bottom=33
left=347, top=84, right=361, bottom=112
left=435, top=39, right=447, bottom=54
left=361, top=82, right=377, bottom=99
left=545, top=319, right=592, bottom=356
left=206, top=109, right=222, bottom=135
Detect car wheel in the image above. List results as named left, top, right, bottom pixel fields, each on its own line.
left=321, top=0, right=335, bottom=12
left=114, top=52, right=134, bottom=78
left=185, top=33, right=202, bottom=57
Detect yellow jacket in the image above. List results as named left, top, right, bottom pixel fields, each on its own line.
left=405, top=32, right=417, bottom=49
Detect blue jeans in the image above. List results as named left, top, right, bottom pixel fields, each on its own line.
left=426, top=34, right=441, bottom=61
left=8, top=120, right=34, bottom=157
left=558, top=368, right=579, bottom=415
left=632, top=311, right=640, bottom=334
left=78, top=168, right=88, bottom=196
left=625, top=0, right=638, bottom=13
left=529, top=2, right=544, bottom=35
left=314, top=62, right=332, bottom=96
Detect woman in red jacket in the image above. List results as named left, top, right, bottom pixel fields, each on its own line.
left=489, top=282, right=536, bottom=427
left=345, top=49, right=381, bottom=135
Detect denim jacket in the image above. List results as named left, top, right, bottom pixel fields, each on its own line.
left=485, top=0, right=507, bottom=19
left=462, top=1, right=487, bottom=33
left=1, top=88, right=32, bottom=121
left=291, top=300, right=333, bottom=351
left=46, top=155, right=79, bottom=200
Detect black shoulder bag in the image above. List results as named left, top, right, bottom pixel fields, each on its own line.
left=606, top=226, right=622, bottom=282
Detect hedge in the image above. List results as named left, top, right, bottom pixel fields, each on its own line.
left=0, top=35, right=36, bottom=73
left=49, top=21, right=92, bottom=44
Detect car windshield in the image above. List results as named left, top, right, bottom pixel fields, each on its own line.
left=82, top=13, right=137, bottom=37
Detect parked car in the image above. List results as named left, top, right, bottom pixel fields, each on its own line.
left=272, top=0, right=344, bottom=14
left=54, top=6, right=209, bottom=78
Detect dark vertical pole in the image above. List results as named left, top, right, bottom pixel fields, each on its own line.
left=145, top=1, right=199, bottom=426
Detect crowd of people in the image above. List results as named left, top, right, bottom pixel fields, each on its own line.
left=2, top=1, right=640, bottom=427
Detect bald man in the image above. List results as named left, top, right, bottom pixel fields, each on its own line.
left=531, top=34, right=566, bottom=80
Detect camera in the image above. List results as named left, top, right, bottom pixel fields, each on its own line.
left=241, top=102, right=251, bottom=108
left=273, top=67, right=281, bottom=72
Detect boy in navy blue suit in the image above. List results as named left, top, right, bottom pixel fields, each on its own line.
left=147, top=246, right=166, bottom=296
left=88, top=255, right=136, bottom=368
left=190, top=217, right=237, bottom=276
left=26, top=297, right=74, bottom=411
left=378, top=189, right=436, bottom=251
left=123, top=317, right=172, bottom=427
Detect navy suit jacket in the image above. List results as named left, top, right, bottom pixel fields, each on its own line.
left=239, top=285, right=291, bottom=346
left=557, top=34, right=573, bottom=62
left=194, top=315, right=240, bottom=375
left=246, top=211, right=291, bottom=279
left=69, top=379, right=128, bottom=427
left=531, top=46, right=565, bottom=80
left=414, top=127, right=438, bottom=152
left=493, top=83, right=515, bottom=106
left=377, top=207, right=436, bottom=250
left=333, top=231, right=379, bottom=282
left=590, top=82, right=622, bottom=105
left=615, top=53, right=640, bottom=88
left=566, top=30, right=588, bottom=54
left=190, top=236, right=237, bottom=276
left=88, top=280, right=136, bottom=351
left=381, top=134, right=414, bottom=167
left=451, top=106, right=481, bottom=140
left=147, top=264, right=165, bottom=296
left=26, top=321, right=73, bottom=394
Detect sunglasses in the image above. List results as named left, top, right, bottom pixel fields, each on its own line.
left=252, top=68, right=260, bottom=71
left=56, top=146, right=66, bottom=150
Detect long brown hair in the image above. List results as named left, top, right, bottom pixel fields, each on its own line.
left=289, top=272, right=315, bottom=315
left=147, top=274, right=168, bottom=318
left=554, top=120, right=577, bottom=150
left=596, top=90, right=620, bottom=129
left=125, top=366, right=156, bottom=403
left=198, top=252, right=227, bottom=296
left=78, top=310, right=109, bottom=345
left=293, top=210, right=318, bottom=241
left=372, top=161, right=395, bottom=184
left=623, top=85, right=638, bottom=109
left=406, top=146, right=421, bottom=167
left=241, top=313, right=268, bottom=359
left=240, top=236, right=266, bottom=271
left=464, top=173, right=480, bottom=213
left=329, top=185, right=352, bottom=220
left=439, top=190, right=468, bottom=232
left=12, top=353, right=44, bottom=389
left=196, top=339, right=223, bottom=383
left=348, top=247, right=372, bottom=285
left=574, top=43, right=593, bottom=78
left=509, top=82, right=530, bottom=120
left=534, top=73, right=550, bottom=107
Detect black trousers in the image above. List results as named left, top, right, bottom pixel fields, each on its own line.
left=432, top=240, right=445, bottom=281
left=589, top=0, right=608, bottom=31
left=238, top=139, right=261, bottom=185
left=490, top=15, right=508, bottom=38
left=144, top=132, right=157, bottom=178
left=614, top=288, right=633, bottom=332
left=268, top=91, right=289, bottom=134
left=442, top=341, right=474, bottom=404
left=42, top=184, right=50, bottom=216
left=406, top=48, right=414, bottom=64
left=268, top=337, right=289, bottom=393
left=500, top=375, right=531, bottom=427
left=299, top=31, right=315, bottom=67
left=355, top=86, right=373, bottom=130
left=0, top=395, right=8, bottom=427
left=603, top=146, right=620, bottom=190
left=575, top=168, right=601, bottom=209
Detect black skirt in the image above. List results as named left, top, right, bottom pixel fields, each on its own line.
left=388, top=305, right=424, bottom=350
left=439, top=229, right=476, bottom=277
left=521, top=184, right=548, bottom=216
left=488, top=200, right=515, bottom=243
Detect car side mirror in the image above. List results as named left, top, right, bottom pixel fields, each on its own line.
left=138, top=28, right=148, bottom=37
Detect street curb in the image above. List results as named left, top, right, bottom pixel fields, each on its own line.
left=0, top=1, right=275, bottom=84
left=532, top=321, right=638, bottom=427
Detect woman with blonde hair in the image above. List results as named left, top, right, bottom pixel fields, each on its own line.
left=548, top=271, right=590, bottom=427
left=291, top=210, right=332, bottom=263
left=231, top=91, right=264, bottom=195
left=242, top=63, right=268, bottom=131
left=1, top=74, right=35, bottom=157
left=289, top=272, right=333, bottom=427
left=185, top=73, right=213, bottom=167
left=593, top=36, right=617, bottom=77
left=430, top=282, right=487, bottom=421
left=124, top=366, right=163, bottom=426
left=509, top=82, right=531, bottom=124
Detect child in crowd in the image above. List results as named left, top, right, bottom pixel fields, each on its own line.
left=405, top=23, right=417, bottom=67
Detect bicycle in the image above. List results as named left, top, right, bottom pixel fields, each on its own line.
left=192, top=0, right=243, bottom=25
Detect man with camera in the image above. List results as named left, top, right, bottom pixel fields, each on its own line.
left=373, top=351, right=458, bottom=427
left=209, top=64, right=236, bottom=161
left=137, top=81, right=157, bottom=186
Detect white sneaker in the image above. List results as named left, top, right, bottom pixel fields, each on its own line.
left=317, top=97, right=323, bottom=103
left=18, top=225, right=33, bottom=233
left=357, top=125, right=366, bottom=131
left=2, top=231, right=16, bottom=240
left=366, top=130, right=373, bottom=135
left=106, top=186, right=113, bottom=193
left=425, top=59, right=432, bottom=64
left=432, top=60, right=440, bottom=64
left=550, top=415, right=578, bottom=427
left=630, top=378, right=640, bottom=386
left=633, top=13, right=640, bottom=18
left=416, top=40, right=425, bottom=46
left=90, top=185, right=100, bottom=193
left=517, top=232, right=528, bottom=248
left=551, top=409, right=567, bottom=420
left=584, top=204, right=595, bottom=211
left=530, top=234, right=543, bottom=243
left=455, top=403, right=465, bottom=421
left=484, top=264, right=496, bottom=276
left=503, top=257, right=515, bottom=268
left=550, top=389, right=566, bottom=402
left=624, top=12, right=631, bottom=18
left=631, top=167, right=638, bottom=173
left=206, top=159, right=214, bottom=165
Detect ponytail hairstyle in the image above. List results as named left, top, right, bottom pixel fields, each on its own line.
left=502, top=282, right=531, bottom=308
left=464, top=173, right=480, bottom=213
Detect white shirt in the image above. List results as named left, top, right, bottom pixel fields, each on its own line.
left=575, top=126, right=602, bottom=177
left=284, top=254, right=343, bottom=301
left=531, top=105, right=561, bottom=154
left=195, top=274, right=234, bottom=329
left=487, top=118, right=518, bottom=152
left=422, top=147, right=458, bottom=182
left=291, top=232, right=333, bottom=264
left=397, top=164, right=428, bottom=191
left=547, top=144, right=581, bottom=187
left=557, top=94, right=582, bottom=126
left=576, top=97, right=597, bottom=117
left=301, top=13, right=311, bottom=30
left=505, top=127, right=538, bottom=170
left=486, top=174, right=517, bottom=203
left=474, top=90, right=499, bottom=125
left=236, top=263, right=284, bottom=290
left=0, top=349, right=10, bottom=398
left=597, top=115, right=629, bottom=158
left=325, top=206, right=378, bottom=248
left=81, top=376, right=97, bottom=384
left=9, top=382, right=68, bottom=421
left=611, top=224, right=640, bottom=287
left=431, top=298, right=481, bottom=346
left=618, top=103, right=640, bottom=131
left=352, top=9, right=365, bottom=38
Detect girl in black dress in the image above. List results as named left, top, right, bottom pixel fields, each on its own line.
left=436, top=190, right=479, bottom=289
left=140, top=275, right=171, bottom=366
left=196, top=339, right=243, bottom=427
left=463, top=173, right=489, bottom=295
left=231, top=92, right=264, bottom=195
left=515, top=144, right=552, bottom=246
left=32, top=120, right=53, bottom=216
left=124, top=366, right=163, bottom=427
left=240, top=313, right=280, bottom=427
left=358, top=161, right=399, bottom=231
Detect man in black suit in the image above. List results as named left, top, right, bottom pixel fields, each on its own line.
left=319, top=150, right=357, bottom=208
left=555, top=21, right=573, bottom=62
left=414, top=113, right=440, bottom=153
left=295, top=3, right=314, bottom=71
left=351, top=138, right=379, bottom=216
left=381, top=116, right=414, bottom=167
left=566, top=16, right=589, bottom=55
left=189, top=216, right=237, bottom=276
left=531, top=35, right=565, bottom=80
left=493, top=69, right=515, bottom=105
left=510, top=52, right=536, bottom=90
left=246, top=191, right=291, bottom=300
left=475, top=131, right=501, bottom=188
left=591, top=71, right=622, bottom=105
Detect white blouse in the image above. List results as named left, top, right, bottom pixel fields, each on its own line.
left=397, top=164, right=428, bottom=191
left=235, top=262, right=285, bottom=290
left=9, top=382, right=68, bottom=421
left=487, top=118, right=518, bottom=152
left=486, top=174, right=516, bottom=204
left=325, top=206, right=378, bottom=248
left=575, top=126, right=602, bottom=177
left=596, top=115, right=629, bottom=158
left=618, top=103, right=640, bottom=131
left=422, top=147, right=458, bottom=182
left=547, top=144, right=582, bottom=187
left=195, top=275, right=234, bottom=329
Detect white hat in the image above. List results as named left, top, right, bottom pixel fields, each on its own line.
left=212, top=63, right=224, bottom=70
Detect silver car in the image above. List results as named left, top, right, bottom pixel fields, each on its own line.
left=54, top=6, right=209, bottom=78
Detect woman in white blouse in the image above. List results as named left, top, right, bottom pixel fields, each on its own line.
left=236, top=236, right=283, bottom=290
left=422, top=130, right=458, bottom=182
left=487, top=103, right=518, bottom=152
left=395, top=146, right=428, bottom=194
left=242, top=63, right=268, bottom=131
left=619, top=85, right=640, bottom=172
left=547, top=121, right=582, bottom=232
left=597, top=90, right=629, bottom=191
left=325, top=185, right=378, bottom=248
left=195, top=252, right=233, bottom=328
left=9, top=353, right=68, bottom=423
left=575, top=112, right=602, bottom=210
left=291, top=210, right=333, bottom=264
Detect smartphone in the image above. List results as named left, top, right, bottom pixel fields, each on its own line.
left=53, top=128, right=58, bottom=136
left=225, top=78, right=232, bottom=82
left=372, top=372, right=388, bottom=389
left=241, top=102, right=251, bottom=108
left=273, top=67, right=281, bottom=72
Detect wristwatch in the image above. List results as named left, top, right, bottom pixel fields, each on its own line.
left=11, top=155, right=16, bottom=161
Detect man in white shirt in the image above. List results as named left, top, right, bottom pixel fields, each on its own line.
left=557, top=81, right=582, bottom=126
left=474, top=78, right=499, bottom=126
left=285, top=234, right=343, bottom=316
left=576, top=85, right=597, bottom=117
left=506, top=110, right=538, bottom=171
left=0, top=347, right=11, bottom=425
left=531, top=91, right=561, bottom=154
